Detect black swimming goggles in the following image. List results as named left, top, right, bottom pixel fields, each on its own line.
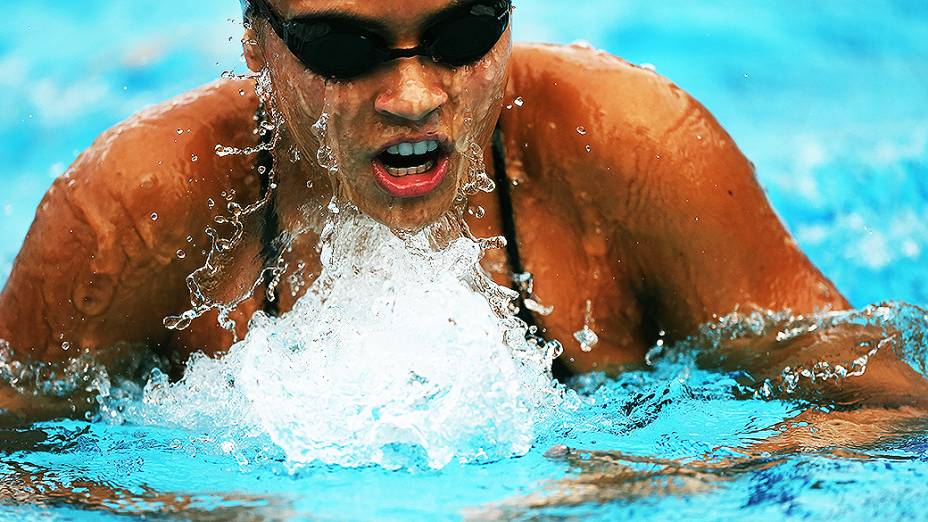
left=242, top=0, right=512, bottom=81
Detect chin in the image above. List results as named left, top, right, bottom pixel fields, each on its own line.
left=370, top=198, right=455, bottom=231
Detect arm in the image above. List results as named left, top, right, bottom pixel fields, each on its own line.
left=0, top=81, right=260, bottom=422
left=604, top=73, right=928, bottom=407
left=513, top=44, right=925, bottom=406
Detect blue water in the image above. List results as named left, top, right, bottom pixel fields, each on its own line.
left=2, top=1, right=928, bottom=520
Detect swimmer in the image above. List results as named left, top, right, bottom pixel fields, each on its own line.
left=1, top=0, right=926, bottom=422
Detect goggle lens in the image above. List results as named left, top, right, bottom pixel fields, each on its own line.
left=247, top=0, right=511, bottom=80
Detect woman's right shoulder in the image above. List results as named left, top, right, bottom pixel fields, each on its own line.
left=0, top=79, right=265, bottom=360
left=84, top=78, right=261, bottom=189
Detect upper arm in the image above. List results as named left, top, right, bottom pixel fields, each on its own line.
left=509, top=44, right=847, bottom=339
left=0, top=125, right=189, bottom=361
left=599, top=56, right=849, bottom=334
left=616, top=70, right=848, bottom=332
left=0, top=81, right=259, bottom=363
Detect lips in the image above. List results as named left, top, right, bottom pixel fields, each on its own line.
left=372, top=139, right=450, bottom=199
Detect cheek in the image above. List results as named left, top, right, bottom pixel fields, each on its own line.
left=261, top=42, right=332, bottom=152
left=458, top=41, right=511, bottom=133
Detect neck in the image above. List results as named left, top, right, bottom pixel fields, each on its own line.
left=267, top=125, right=334, bottom=239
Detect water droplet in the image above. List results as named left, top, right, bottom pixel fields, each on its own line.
left=176, top=128, right=184, bottom=135
left=574, top=327, right=599, bottom=352
left=207, top=198, right=215, bottom=208
left=585, top=144, right=592, bottom=153
left=576, top=126, right=587, bottom=135
left=573, top=299, right=599, bottom=352
left=61, top=341, right=71, bottom=351
left=176, top=249, right=186, bottom=259
left=239, top=89, right=246, bottom=96
left=150, top=212, right=158, bottom=221
left=478, top=235, right=507, bottom=250
left=525, top=298, right=554, bottom=316
left=513, top=97, right=524, bottom=107
left=186, top=235, right=193, bottom=243
left=191, top=154, right=198, bottom=162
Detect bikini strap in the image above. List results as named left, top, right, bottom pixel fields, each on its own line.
left=256, top=103, right=281, bottom=316
left=491, top=126, right=572, bottom=381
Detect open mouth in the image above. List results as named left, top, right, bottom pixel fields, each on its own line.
left=372, top=140, right=450, bottom=198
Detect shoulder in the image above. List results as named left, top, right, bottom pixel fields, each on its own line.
left=53, top=79, right=262, bottom=255
left=508, top=43, right=700, bottom=138
left=0, top=79, right=264, bottom=358
left=79, top=78, right=260, bottom=194
left=505, top=43, right=748, bottom=219
left=506, top=44, right=847, bottom=330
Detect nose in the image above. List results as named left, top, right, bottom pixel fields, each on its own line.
left=374, top=59, right=449, bottom=124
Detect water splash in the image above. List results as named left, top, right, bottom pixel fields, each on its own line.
left=102, top=207, right=567, bottom=470
left=163, top=69, right=287, bottom=336
left=647, top=302, right=928, bottom=402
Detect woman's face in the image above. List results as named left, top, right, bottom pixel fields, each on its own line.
left=247, top=0, right=512, bottom=230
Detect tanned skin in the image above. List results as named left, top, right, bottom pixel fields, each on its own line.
left=0, top=1, right=925, bottom=425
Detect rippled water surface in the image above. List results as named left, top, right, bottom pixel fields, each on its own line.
left=2, top=1, right=928, bottom=520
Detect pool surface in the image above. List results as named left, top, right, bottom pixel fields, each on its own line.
left=2, top=1, right=928, bottom=520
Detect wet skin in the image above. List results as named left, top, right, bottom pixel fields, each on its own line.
left=0, top=0, right=926, bottom=420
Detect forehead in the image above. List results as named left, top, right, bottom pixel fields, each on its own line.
left=272, top=0, right=459, bottom=20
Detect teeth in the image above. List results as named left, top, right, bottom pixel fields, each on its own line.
left=386, top=161, right=435, bottom=177
left=385, top=140, right=440, bottom=157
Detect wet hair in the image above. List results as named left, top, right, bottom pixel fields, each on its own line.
left=240, top=0, right=256, bottom=23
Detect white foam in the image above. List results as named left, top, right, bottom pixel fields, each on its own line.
left=108, top=208, right=566, bottom=470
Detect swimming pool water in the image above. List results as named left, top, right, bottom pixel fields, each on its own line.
left=2, top=1, right=928, bottom=520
